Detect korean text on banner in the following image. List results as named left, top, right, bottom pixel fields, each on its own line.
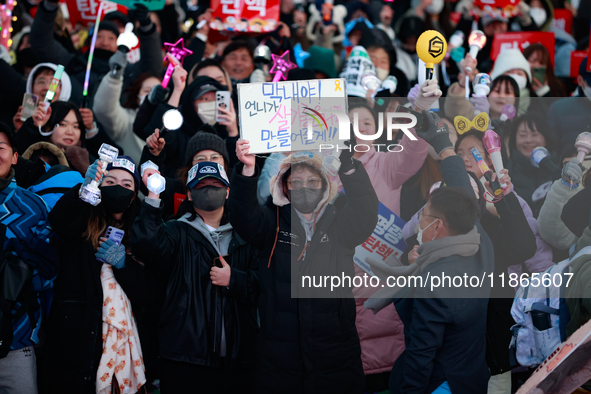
left=210, top=0, right=280, bottom=33
left=354, top=201, right=408, bottom=277
left=110, top=0, right=165, bottom=10
left=66, top=0, right=126, bottom=27
left=237, top=78, right=347, bottom=154
left=491, top=32, right=555, bottom=67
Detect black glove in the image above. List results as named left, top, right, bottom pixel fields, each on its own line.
left=416, top=110, right=454, bottom=156
left=339, top=140, right=355, bottom=174
left=108, top=50, right=128, bottom=80
left=147, top=84, right=169, bottom=105
left=130, top=3, right=151, bottom=27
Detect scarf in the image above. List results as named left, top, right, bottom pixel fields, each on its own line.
left=364, top=226, right=481, bottom=313
left=96, top=264, right=146, bottom=394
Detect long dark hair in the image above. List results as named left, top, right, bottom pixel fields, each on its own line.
left=523, top=43, right=567, bottom=97
left=45, top=101, right=86, bottom=146
left=508, top=113, right=558, bottom=155
left=83, top=195, right=141, bottom=250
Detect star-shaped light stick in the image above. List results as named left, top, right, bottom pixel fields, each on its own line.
left=270, top=50, right=297, bottom=82
left=162, top=38, right=193, bottom=88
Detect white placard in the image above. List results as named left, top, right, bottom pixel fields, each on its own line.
left=237, top=78, right=348, bottom=154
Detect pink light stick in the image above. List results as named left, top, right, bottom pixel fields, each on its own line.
left=161, top=38, right=193, bottom=89
left=575, top=132, right=591, bottom=162
left=482, top=129, right=507, bottom=188
left=270, top=51, right=297, bottom=82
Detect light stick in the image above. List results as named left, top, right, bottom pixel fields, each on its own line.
left=575, top=132, right=591, bottom=162
left=482, top=129, right=507, bottom=188
left=416, top=30, right=447, bottom=80
left=270, top=50, right=297, bottom=82
left=161, top=38, right=192, bottom=89
left=82, top=1, right=105, bottom=108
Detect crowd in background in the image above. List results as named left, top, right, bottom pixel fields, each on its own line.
left=1, top=0, right=591, bottom=393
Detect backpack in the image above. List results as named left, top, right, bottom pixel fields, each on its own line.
left=510, top=246, right=591, bottom=367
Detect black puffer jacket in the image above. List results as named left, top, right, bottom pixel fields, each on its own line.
left=228, top=159, right=379, bottom=393
left=130, top=202, right=259, bottom=368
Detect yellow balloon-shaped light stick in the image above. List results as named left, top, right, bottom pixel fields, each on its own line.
left=416, top=30, right=448, bottom=80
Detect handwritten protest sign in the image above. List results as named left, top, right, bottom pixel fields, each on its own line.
left=237, top=78, right=347, bottom=154
left=210, top=0, right=280, bottom=33
left=353, top=202, right=408, bottom=277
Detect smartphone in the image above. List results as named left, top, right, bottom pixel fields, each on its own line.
left=396, top=105, right=424, bottom=130
left=215, top=91, right=231, bottom=123
left=21, top=93, right=38, bottom=121
left=97, top=227, right=125, bottom=263
left=533, top=67, right=546, bottom=85
left=213, top=255, right=229, bottom=268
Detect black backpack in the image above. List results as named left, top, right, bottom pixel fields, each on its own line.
left=0, top=224, right=36, bottom=359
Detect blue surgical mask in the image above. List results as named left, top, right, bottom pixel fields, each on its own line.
left=417, top=218, right=438, bottom=245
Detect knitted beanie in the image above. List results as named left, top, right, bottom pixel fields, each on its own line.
left=490, top=48, right=532, bottom=82
left=185, top=131, right=230, bottom=166
left=106, top=155, right=141, bottom=191
left=99, top=21, right=120, bottom=39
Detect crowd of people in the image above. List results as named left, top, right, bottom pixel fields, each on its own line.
left=1, top=0, right=591, bottom=393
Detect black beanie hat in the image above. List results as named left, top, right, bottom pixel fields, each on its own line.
left=185, top=131, right=230, bottom=167
left=99, top=21, right=120, bottom=38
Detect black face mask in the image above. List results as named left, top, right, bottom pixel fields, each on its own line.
left=289, top=187, right=324, bottom=214
left=100, top=185, right=135, bottom=213
left=190, top=185, right=227, bottom=211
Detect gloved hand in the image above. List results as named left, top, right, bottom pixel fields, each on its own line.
left=561, top=158, right=584, bottom=187
left=85, top=160, right=104, bottom=184
left=416, top=111, right=454, bottom=156
left=407, top=83, right=419, bottom=108
left=130, top=3, right=151, bottom=27
left=96, top=239, right=126, bottom=269
left=339, top=140, right=355, bottom=174
left=470, top=95, right=490, bottom=115
left=109, top=50, right=128, bottom=80
left=413, top=80, right=442, bottom=111
left=147, top=84, right=169, bottom=105
left=250, top=68, right=266, bottom=83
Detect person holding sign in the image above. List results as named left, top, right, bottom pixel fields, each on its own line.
left=229, top=141, right=378, bottom=393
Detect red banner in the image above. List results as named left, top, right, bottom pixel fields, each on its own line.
left=491, top=32, right=555, bottom=67
left=210, top=0, right=280, bottom=33
left=66, top=0, right=127, bottom=27
left=551, top=9, right=573, bottom=35
left=473, top=0, right=519, bottom=17
left=588, top=38, right=591, bottom=72
left=570, top=50, right=587, bottom=78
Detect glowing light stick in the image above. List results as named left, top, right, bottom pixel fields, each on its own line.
left=482, top=130, right=507, bottom=188
left=81, top=1, right=105, bottom=109
left=473, top=73, right=492, bottom=96
left=465, top=30, right=486, bottom=97
left=44, top=65, right=64, bottom=103
left=500, top=104, right=516, bottom=121
left=471, top=147, right=503, bottom=196
left=575, top=132, right=591, bottom=162
left=79, top=144, right=119, bottom=206
left=0, top=0, right=15, bottom=50
left=161, top=38, right=193, bottom=89
left=416, top=30, right=447, bottom=80
left=270, top=50, right=297, bottom=82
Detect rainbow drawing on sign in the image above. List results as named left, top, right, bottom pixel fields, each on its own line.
left=303, top=106, right=328, bottom=132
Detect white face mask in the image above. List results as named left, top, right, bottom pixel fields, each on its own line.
left=426, top=0, right=444, bottom=14
left=197, top=101, right=216, bottom=126
left=376, top=67, right=389, bottom=81
left=417, top=218, right=438, bottom=245
left=138, top=94, right=147, bottom=106
left=509, top=73, right=527, bottom=91
left=530, top=7, right=547, bottom=26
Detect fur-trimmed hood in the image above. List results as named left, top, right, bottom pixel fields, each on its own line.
left=270, top=152, right=338, bottom=214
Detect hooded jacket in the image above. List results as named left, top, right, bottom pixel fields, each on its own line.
left=228, top=153, right=379, bottom=393
left=130, top=200, right=259, bottom=368
left=26, top=62, right=73, bottom=102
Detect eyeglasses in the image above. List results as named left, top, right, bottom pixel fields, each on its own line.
left=194, top=154, right=223, bottom=164
left=418, top=207, right=440, bottom=222
left=287, top=178, right=322, bottom=190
